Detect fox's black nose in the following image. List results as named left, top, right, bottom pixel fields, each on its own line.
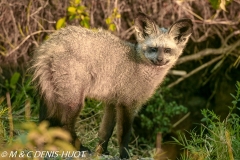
left=157, top=58, right=163, bottom=62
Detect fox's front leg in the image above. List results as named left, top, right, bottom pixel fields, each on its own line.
left=96, top=103, right=116, bottom=155
left=116, top=104, right=136, bottom=159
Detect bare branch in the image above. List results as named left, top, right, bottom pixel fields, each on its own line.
left=204, top=19, right=239, bottom=25
left=7, top=30, right=55, bottom=56
left=177, top=40, right=240, bottom=65
left=168, top=55, right=224, bottom=88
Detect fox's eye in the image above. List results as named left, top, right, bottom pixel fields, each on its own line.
left=164, top=48, right=171, bottom=53
left=149, top=47, right=158, bottom=52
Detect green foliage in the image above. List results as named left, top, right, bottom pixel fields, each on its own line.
left=56, top=0, right=90, bottom=29
left=1, top=72, right=39, bottom=114
left=174, top=81, right=240, bottom=160
left=17, top=121, right=73, bottom=149
left=4, top=72, right=20, bottom=90
left=56, top=18, right=66, bottom=30
left=0, top=99, right=7, bottom=141
left=209, top=0, right=231, bottom=11
left=138, top=84, right=188, bottom=145
left=0, top=72, right=40, bottom=142
left=1, top=121, right=75, bottom=159
left=209, top=0, right=220, bottom=9
left=105, top=8, right=121, bottom=31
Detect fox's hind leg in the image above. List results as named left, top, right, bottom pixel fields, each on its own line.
left=39, top=96, right=87, bottom=151
left=96, top=103, right=116, bottom=155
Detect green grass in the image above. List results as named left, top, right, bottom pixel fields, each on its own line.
left=174, top=81, right=240, bottom=160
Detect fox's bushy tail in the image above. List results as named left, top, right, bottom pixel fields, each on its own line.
left=30, top=47, right=57, bottom=119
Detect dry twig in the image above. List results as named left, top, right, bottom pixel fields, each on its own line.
left=168, top=55, right=224, bottom=88
left=177, top=40, right=240, bottom=65
left=7, top=30, right=55, bottom=56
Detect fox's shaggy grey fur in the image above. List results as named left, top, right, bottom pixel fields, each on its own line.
left=31, top=13, right=192, bottom=159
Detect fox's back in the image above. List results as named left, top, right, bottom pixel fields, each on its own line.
left=40, top=26, right=128, bottom=60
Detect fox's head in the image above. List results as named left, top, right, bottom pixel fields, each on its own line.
left=135, top=13, right=192, bottom=66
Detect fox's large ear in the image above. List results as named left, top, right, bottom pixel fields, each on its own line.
left=134, top=13, right=160, bottom=42
left=168, top=19, right=193, bottom=45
